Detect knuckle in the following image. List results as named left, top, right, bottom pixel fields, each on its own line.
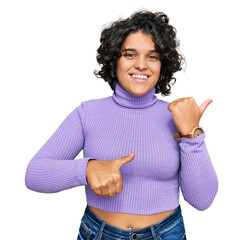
left=108, top=176, right=115, bottom=182
left=93, top=184, right=103, bottom=191
left=100, top=182, right=107, bottom=188
left=114, top=174, right=121, bottom=181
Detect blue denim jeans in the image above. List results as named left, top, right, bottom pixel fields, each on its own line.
left=77, top=204, right=186, bottom=240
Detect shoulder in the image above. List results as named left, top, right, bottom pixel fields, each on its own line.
left=76, top=96, right=113, bottom=113
left=156, top=98, right=171, bottom=108
left=156, top=98, right=174, bottom=119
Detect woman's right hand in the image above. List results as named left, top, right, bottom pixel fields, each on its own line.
left=86, top=152, right=135, bottom=197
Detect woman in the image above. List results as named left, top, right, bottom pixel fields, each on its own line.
left=25, top=10, right=218, bottom=240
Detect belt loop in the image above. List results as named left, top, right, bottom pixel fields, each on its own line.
left=96, top=222, right=105, bottom=240
left=150, top=225, right=158, bottom=240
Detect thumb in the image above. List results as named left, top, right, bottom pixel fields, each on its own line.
left=116, top=152, right=135, bottom=168
left=199, top=99, right=213, bottom=116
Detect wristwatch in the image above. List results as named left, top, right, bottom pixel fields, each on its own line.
left=174, top=125, right=204, bottom=141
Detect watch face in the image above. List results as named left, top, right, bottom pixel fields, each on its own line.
left=194, top=128, right=204, bottom=137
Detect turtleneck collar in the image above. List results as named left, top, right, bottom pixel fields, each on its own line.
left=112, top=82, right=158, bottom=109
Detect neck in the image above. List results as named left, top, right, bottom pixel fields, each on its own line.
left=112, top=82, right=158, bottom=109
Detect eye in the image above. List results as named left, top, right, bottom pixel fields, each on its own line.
left=122, top=53, right=159, bottom=61
left=148, top=55, right=159, bottom=60
left=124, top=53, right=135, bottom=58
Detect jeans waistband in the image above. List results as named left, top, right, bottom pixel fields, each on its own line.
left=84, top=204, right=182, bottom=238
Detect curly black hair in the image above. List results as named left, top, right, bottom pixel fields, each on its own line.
left=93, top=9, right=185, bottom=96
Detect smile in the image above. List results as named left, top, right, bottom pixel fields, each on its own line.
left=130, top=74, right=149, bottom=83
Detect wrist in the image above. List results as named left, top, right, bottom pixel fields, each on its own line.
left=174, top=126, right=203, bottom=141
left=180, top=125, right=200, bottom=136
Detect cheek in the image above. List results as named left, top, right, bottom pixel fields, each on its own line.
left=148, top=61, right=161, bottom=72
left=118, top=59, right=133, bottom=72
left=153, top=63, right=161, bottom=75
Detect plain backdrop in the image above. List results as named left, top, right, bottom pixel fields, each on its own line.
left=1, top=0, right=242, bottom=239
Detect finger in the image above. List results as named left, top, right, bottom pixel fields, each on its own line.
left=199, top=99, right=213, bottom=116
left=167, top=103, right=173, bottom=112
left=115, top=175, right=123, bottom=194
left=101, top=185, right=109, bottom=197
left=174, top=97, right=188, bottom=102
left=173, top=97, right=190, bottom=105
left=117, top=152, right=135, bottom=168
left=95, top=188, right=102, bottom=196
left=108, top=179, right=117, bottom=197
left=168, top=101, right=177, bottom=112
left=168, top=98, right=183, bottom=111
left=168, top=97, right=189, bottom=112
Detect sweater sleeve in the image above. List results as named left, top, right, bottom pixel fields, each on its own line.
left=25, top=103, right=96, bottom=193
left=178, top=131, right=218, bottom=211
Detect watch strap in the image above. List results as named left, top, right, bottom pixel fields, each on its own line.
left=174, top=126, right=204, bottom=141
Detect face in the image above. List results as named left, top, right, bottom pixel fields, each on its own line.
left=116, top=30, right=161, bottom=96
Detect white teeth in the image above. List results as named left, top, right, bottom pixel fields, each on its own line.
left=131, top=75, right=148, bottom=79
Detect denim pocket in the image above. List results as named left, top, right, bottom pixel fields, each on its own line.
left=157, top=217, right=186, bottom=240
left=78, top=219, right=92, bottom=240
left=77, top=214, right=102, bottom=240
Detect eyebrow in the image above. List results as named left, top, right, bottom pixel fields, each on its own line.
left=121, top=48, right=160, bottom=54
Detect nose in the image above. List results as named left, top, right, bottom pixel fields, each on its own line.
left=134, top=55, right=148, bottom=70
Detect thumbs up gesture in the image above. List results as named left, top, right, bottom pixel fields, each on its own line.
left=86, top=152, right=135, bottom=197
left=167, top=97, right=213, bottom=135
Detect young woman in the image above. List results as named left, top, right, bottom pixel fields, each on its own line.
left=25, top=10, right=218, bottom=240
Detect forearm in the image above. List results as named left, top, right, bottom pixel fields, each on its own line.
left=178, top=131, right=218, bottom=210
left=25, top=157, right=92, bottom=193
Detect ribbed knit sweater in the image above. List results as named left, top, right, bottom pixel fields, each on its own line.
left=25, top=82, right=218, bottom=214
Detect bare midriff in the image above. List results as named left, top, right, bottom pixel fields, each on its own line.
left=89, top=205, right=176, bottom=230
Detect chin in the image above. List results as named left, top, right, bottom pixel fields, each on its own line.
left=130, top=87, right=149, bottom=96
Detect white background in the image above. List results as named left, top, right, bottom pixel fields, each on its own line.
left=1, top=0, right=242, bottom=239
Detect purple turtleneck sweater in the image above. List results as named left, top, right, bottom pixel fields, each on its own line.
left=25, top=82, right=218, bottom=214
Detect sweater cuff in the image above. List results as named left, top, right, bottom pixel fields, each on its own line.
left=75, top=157, right=96, bottom=186
left=178, top=131, right=207, bottom=162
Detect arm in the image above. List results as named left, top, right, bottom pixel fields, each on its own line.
left=178, top=131, right=218, bottom=210
left=25, top=103, right=96, bottom=193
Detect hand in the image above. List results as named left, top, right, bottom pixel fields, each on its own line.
left=86, top=152, right=135, bottom=197
left=168, top=97, right=213, bottom=135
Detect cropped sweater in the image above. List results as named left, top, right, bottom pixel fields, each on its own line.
left=25, top=82, right=218, bottom=214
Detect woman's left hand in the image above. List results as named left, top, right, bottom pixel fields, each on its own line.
left=167, top=97, right=213, bottom=135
